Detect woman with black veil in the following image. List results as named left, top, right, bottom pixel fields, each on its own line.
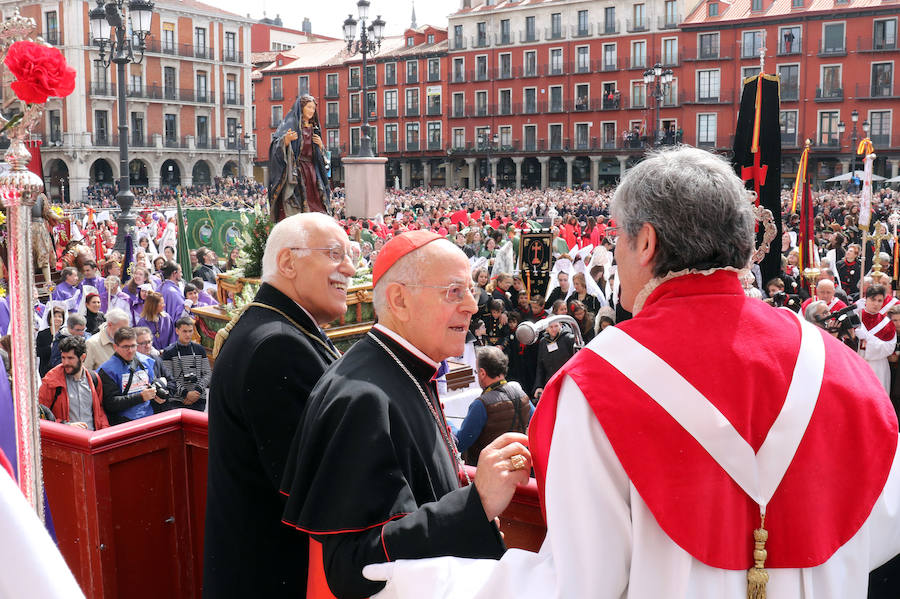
left=267, top=94, right=332, bottom=220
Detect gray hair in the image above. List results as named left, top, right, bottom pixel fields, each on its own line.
left=105, top=308, right=130, bottom=325
left=611, top=146, right=755, bottom=277
left=261, top=214, right=312, bottom=283
left=476, top=345, right=509, bottom=378
left=67, top=313, right=86, bottom=328
left=804, top=300, right=827, bottom=324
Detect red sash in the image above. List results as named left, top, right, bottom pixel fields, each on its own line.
left=529, top=271, right=897, bottom=569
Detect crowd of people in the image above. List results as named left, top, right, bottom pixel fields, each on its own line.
left=4, top=147, right=900, bottom=597
left=82, top=177, right=268, bottom=210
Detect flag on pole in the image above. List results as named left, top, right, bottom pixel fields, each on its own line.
left=176, top=191, right=193, bottom=280
left=732, top=74, right=782, bottom=286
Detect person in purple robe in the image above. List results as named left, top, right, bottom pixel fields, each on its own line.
left=103, top=276, right=132, bottom=320
left=135, top=291, right=176, bottom=351
left=189, top=277, right=218, bottom=307
left=81, top=261, right=105, bottom=296
left=131, top=285, right=151, bottom=326
left=51, top=267, right=84, bottom=312
left=158, top=262, right=185, bottom=326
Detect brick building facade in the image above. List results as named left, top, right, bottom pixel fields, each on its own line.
left=3, top=0, right=254, bottom=202
left=254, top=0, right=899, bottom=190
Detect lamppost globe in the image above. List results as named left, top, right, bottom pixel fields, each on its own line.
left=851, top=109, right=859, bottom=123
left=357, top=0, right=370, bottom=21
left=838, top=121, right=845, bottom=135
left=343, top=15, right=356, bottom=43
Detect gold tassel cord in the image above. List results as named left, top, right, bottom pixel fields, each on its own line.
left=747, top=514, right=769, bottom=599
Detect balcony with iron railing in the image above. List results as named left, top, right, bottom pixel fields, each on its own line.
left=472, top=34, right=490, bottom=49
left=324, top=86, right=340, bottom=99
left=497, top=65, right=514, bottom=79
left=93, top=133, right=117, bottom=147
left=384, top=108, right=398, bottom=118
left=427, top=70, right=441, bottom=82
left=426, top=104, right=442, bottom=116
left=495, top=32, right=513, bottom=46
left=601, top=95, right=623, bottom=110
left=222, top=92, right=244, bottom=106
left=450, top=37, right=467, bottom=50
left=195, top=137, right=211, bottom=149
left=90, top=82, right=115, bottom=96
left=818, top=40, right=847, bottom=56
left=858, top=82, right=897, bottom=99
left=571, top=23, right=594, bottom=38
left=574, top=60, right=592, bottom=74
left=44, top=30, right=61, bottom=45
left=815, top=87, right=843, bottom=101
left=520, top=29, right=540, bottom=43
left=741, top=44, right=764, bottom=59
left=781, top=132, right=798, bottom=147
left=326, top=115, right=340, bottom=128
left=680, top=90, right=734, bottom=105
left=781, top=86, right=800, bottom=102
left=870, top=134, right=891, bottom=147
left=405, top=73, right=419, bottom=85
left=814, top=134, right=841, bottom=148
left=222, top=49, right=243, bottom=63
left=270, top=90, right=284, bottom=101
left=658, top=15, right=681, bottom=29
left=475, top=104, right=490, bottom=117
left=427, top=140, right=443, bottom=151
left=545, top=26, right=566, bottom=41
left=626, top=18, right=648, bottom=33
left=601, top=57, right=620, bottom=72
left=857, top=36, right=898, bottom=53
left=778, top=35, right=802, bottom=55
left=406, top=141, right=420, bottom=151
left=599, top=20, right=620, bottom=35
left=682, top=46, right=731, bottom=61
left=514, top=65, right=540, bottom=78
left=542, top=63, right=566, bottom=76
left=405, top=106, right=420, bottom=117
left=629, top=56, right=648, bottom=70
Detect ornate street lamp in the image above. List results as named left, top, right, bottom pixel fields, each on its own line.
left=344, top=0, right=385, bottom=157
left=643, top=63, right=674, bottom=146
left=89, top=0, right=154, bottom=252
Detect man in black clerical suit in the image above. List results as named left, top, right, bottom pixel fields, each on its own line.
left=203, top=213, right=356, bottom=598
left=281, top=231, right=532, bottom=599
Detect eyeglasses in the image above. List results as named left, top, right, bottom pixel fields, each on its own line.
left=118, top=343, right=137, bottom=350
left=289, top=245, right=361, bottom=264
left=137, top=340, right=153, bottom=347
left=403, top=282, right=477, bottom=304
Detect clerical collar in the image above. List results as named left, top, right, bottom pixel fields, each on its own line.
left=291, top=299, right=319, bottom=330
left=372, top=323, right=439, bottom=370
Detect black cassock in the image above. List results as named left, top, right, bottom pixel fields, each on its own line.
left=281, top=326, right=505, bottom=599
left=203, top=283, right=340, bottom=599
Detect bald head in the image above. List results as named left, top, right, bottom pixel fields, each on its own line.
left=816, top=279, right=836, bottom=303
left=261, top=212, right=356, bottom=324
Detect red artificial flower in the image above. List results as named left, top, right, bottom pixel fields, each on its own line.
left=4, top=40, right=76, bottom=104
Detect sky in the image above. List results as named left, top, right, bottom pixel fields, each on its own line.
left=219, top=0, right=459, bottom=39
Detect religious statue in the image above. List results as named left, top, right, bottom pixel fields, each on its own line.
left=30, top=192, right=59, bottom=285
left=267, top=94, right=332, bottom=221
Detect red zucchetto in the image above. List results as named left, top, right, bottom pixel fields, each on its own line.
left=372, top=230, right=443, bottom=286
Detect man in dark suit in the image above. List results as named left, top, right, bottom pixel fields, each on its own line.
left=203, top=213, right=356, bottom=598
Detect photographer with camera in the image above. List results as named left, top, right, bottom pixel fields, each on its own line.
left=161, top=317, right=210, bottom=412
left=805, top=299, right=860, bottom=351
left=856, top=283, right=897, bottom=393
left=98, top=327, right=162, bottom=425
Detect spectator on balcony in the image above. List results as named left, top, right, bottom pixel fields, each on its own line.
left=98, top=326, right=160, bottom=425
left=267, top=94, right=332, bottom=221
left=39, top=335, right=108, bottom=431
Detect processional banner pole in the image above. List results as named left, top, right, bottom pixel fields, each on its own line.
left=0, top=9, right=75, bottom=519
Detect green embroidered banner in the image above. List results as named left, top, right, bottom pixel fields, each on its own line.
left=184, top=208, right=255, bottom=256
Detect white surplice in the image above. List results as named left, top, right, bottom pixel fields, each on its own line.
left=366, top=374, right=900, bottom=599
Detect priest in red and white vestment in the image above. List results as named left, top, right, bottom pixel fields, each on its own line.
left=855, top=283, right=898, bottom=393
left=364, top=147, right=900, bottom=598
left=799, top=278, right=847, bottom=316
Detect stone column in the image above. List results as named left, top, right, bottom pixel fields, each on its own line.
left=444, top=161, right=455, bottom=187
left=400, top=162, right=411, bottom=189
left=616, top=155, right=629, bottom=180
left=538, top=156, right=550, bottom=189
left=423, top=162, right=431, bottom=188
left=840, top=159, right=852, bottom=174
left=489, top=157, right=499, bottom=181
left=590, top=156, right=602, bottom=190
left=564, top=156, right=575, bottom=189
left=512, top=157, right=524, bottom=190
left=466, top=158, right=477, bottom=190
left=891, top=159, right=899, bottom=179
left=149, top=175, right=161, bottom=189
